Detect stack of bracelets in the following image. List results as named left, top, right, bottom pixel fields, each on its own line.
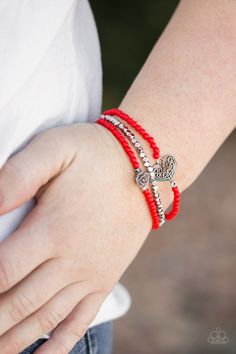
left=96, top=108, right=180, bottom=230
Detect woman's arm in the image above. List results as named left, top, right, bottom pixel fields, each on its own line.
left=120, top=0, right=236, bottom=204
left=0, top=1, right=235, bottom=353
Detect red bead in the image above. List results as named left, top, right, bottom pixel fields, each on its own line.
left=165, top=185, right=180, bottom=221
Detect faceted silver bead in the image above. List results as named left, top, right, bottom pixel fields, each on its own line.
left=144, top=162, right=150, bottom=167
left=171, top=180, right=177, bottom=187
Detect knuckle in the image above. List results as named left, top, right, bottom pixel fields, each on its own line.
left=49, top=323, right=90, bottom=354
left=34, top=128, right=61, bottom=152
left=5, top=158, right=28, bottom=191
left=13, top=341, right=23, bottom=353
left=38, top=309, right=65, bottom=332
left=49, top=337, right=70, bottom=354
left=6, top=339, right=22, bottom=354
left=9, top=294, right=36, bottom=322
left=0, top=258, right=14, bottom=291
left=69, top=323, right=89, bottom=341
left=97, top=286, right=112, bottom=296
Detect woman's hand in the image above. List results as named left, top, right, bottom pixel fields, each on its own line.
left=0, top=122, right=151, bottom=353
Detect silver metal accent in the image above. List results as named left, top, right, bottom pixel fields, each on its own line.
left=150, top=178, right=166, bottom=224
left=153, top=155, right=177, bottom=182
left=170, top=180, right=177, bottom=188
left=160, top=219, right=166, bottom=227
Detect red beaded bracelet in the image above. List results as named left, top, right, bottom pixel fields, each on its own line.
left=101, top=114, right=166, bottom=225
left=102, top=108, right=180, bottom=222
left=96, top=118, right=160, bottom=230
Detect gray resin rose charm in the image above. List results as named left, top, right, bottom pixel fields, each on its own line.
left=135, top=170, right=150, bottom=190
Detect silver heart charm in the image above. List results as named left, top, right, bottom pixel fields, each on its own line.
left=153, top=155, right=177, bottom=181
left=135, top=170, right=150, bottom=190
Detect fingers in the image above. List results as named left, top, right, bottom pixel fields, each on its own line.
left=0, top=206, right=53, bottom=293
left=0, top=127, right=75, bottom=214
left=34, top=293, right=105, bottom=354
left=0, top=258, right=75, bottom=335
left=0, top=282, right=88, bottom=354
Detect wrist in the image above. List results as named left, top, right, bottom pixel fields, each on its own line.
left=98, top=109, right=181, bottom=228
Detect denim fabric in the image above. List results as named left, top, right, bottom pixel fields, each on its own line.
left=19, top=322, right=113, bottom=354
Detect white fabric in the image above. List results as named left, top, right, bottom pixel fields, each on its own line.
left=0, top=0, right=130, bottom=337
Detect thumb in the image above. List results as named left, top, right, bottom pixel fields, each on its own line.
left=0, top=127, right=75, bottom=214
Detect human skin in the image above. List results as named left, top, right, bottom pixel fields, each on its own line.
left=0, top=0, right=235, bottom=353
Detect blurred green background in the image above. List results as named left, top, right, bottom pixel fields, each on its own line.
left=89, top=1, right=236, bottom=354
left=90, top=0, right=179, bottom=106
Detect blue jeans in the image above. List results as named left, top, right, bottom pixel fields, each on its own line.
left=19, top=322, right=113, bottom=354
